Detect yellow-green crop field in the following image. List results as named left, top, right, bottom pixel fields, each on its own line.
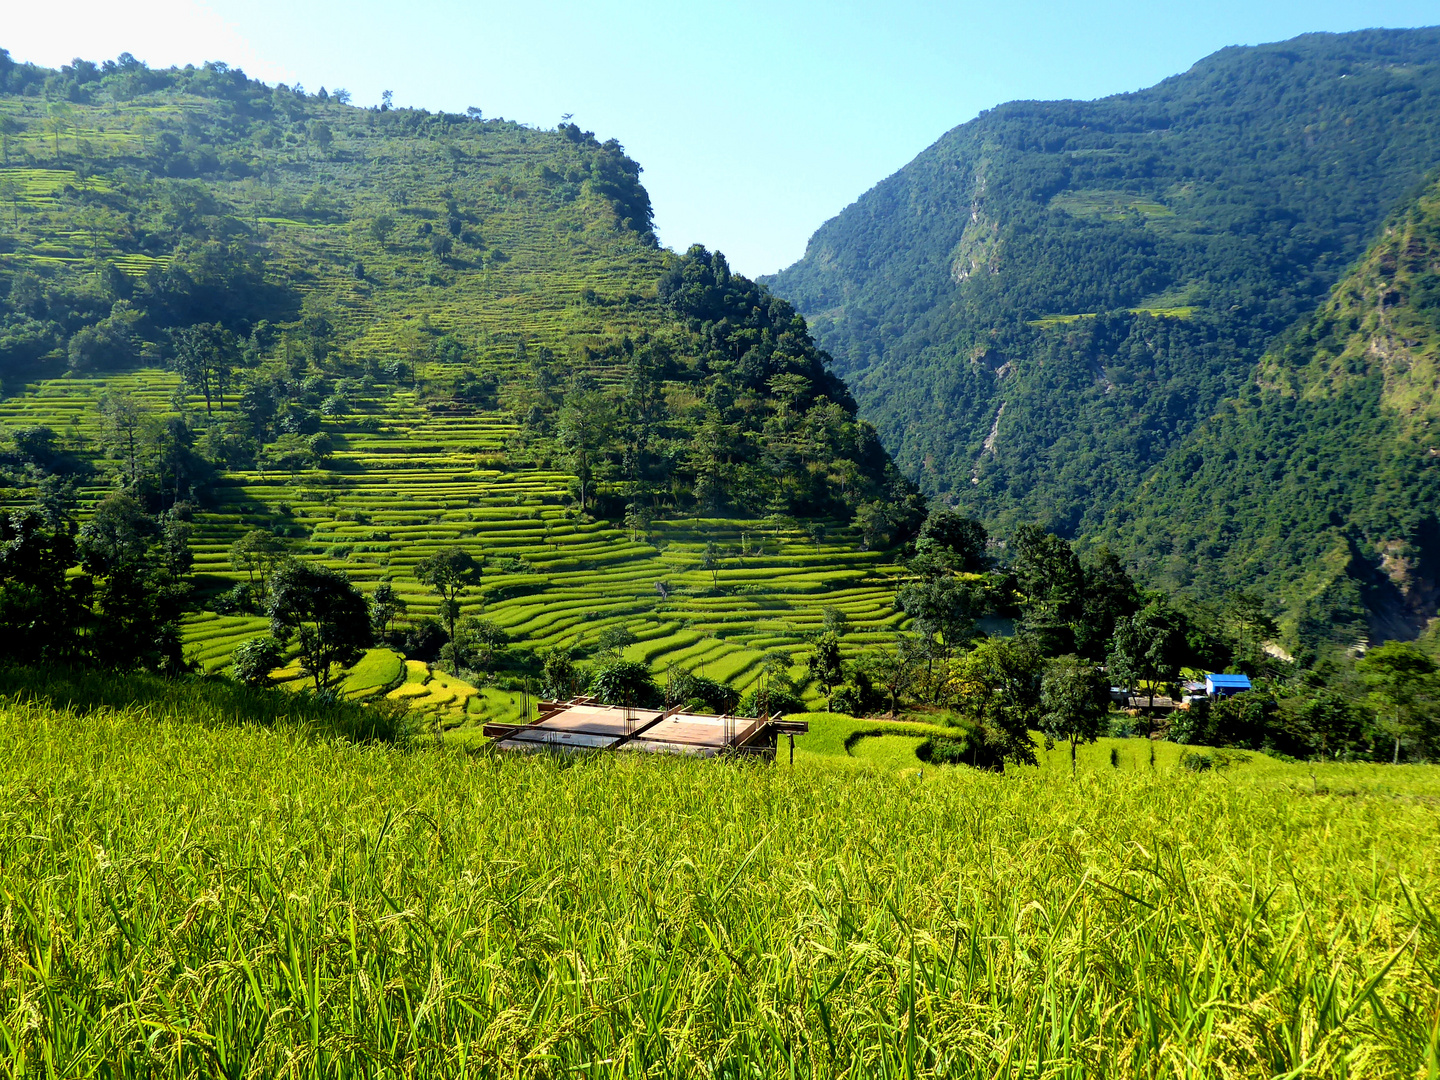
left=2, top=675, right=1437, bottom=1078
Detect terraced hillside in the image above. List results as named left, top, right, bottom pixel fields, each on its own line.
left=0, top=54, right=915, bottom=703
left=0, top=366, right=904, bottom=700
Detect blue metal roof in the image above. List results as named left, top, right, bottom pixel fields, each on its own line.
left=1205, top=673, right=1252, bottom=688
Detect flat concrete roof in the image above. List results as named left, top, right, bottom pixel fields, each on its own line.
left=485, top=699, right=804, bottom=758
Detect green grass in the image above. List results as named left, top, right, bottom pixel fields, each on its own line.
left=2, top=685, right=1438, bottom=1076
left=847, top=732, right=928, bottom=769
left=795, top=713, right=969, bottom=759
left=337, top=648, right=406, bottom=699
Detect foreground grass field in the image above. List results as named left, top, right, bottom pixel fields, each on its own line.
left=2, top=683, right=1438, bottom=1077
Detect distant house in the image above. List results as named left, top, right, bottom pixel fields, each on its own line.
left=1205, top=673, right=1251, bottom=698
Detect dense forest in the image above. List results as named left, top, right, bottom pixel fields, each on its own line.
left=1112, top=174, right=1440, bottom=647
left=767, top=28, right=1440, bottom=641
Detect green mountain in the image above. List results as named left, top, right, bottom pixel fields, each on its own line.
left=766, top=28, right=1440, bottom=542
left=1112, top=174, right=1440, bottom=646
left=0, top=51, right=918, bottom=708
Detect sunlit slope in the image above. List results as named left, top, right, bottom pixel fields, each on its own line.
left=0, top=63, right=911, bottom=681
left=768, top=28, right=1440, bottom=540
left=0, top=368, right=905, bottom=677
left=0, top=90, right=666, bottom=366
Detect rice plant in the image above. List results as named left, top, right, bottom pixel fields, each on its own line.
left=2, top=683, right=1437, bottom=1077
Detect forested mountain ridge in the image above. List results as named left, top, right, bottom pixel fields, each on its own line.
left=766, top=27, right=1440, bottom=541
left=1112, top=173, right=1440, bottom=646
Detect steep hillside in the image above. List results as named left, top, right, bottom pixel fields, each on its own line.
left=767, top=28, right=1440, bottom=537
left=1113, top=174, right=1440, bottom=646
left=0, top=52, right=918, bottom=692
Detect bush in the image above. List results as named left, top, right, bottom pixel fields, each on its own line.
left=921, top=735, right=969, bottom=765
left=918, top=732, right=1004, bottom=771
left=1180, top=749, right=1247, bottom=772
left=829, top=670, right=881, bottom=717
left=738, top=684, right=805, bottom=718
left=588, top=659, right=657, bottom=707
left=539, top=649, right=582, bottom=700
left=665, top=668, right=739, bottom=714
left=212, top=583, right=255, bottom=615
left=1176, top=691, right=1284, bottom=752
left=232, top=636, right=284, bottom=687
left=1106, top=712, right=1139, bottom=739
left=1166, top=700, right=1207, bottom=744
left=388, top=617, right=447, bottom=663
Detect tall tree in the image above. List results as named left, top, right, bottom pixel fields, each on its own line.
left=953, top=636, right=1045, bottom=766
left=806, top=631, right=845, bottom=704
left=701, top=540, right=722, bottom=588
left=1040, top=654, right=1111, bottom=775
left=170, top=323, right=238, bottom=416
left=229, top=529, right=289, bottom=594
left=556, top=389, right=614, bottom=513
left=0, top=115, right=23, bottom=166
left=1076, top=547, right=1141, bottom=661
left=266, top=559, right=372, bottom=692
left=0, top=175, right=19, bottom=229
left=77, top=493, right=191, bottom=672
left=1357, top=642, right=1439, bottom=764
left=0, top=507, right=87, bottom=665
left=1107, top=600, right=1186, bottom=765
left=896, top=574, right=982, bottom=669
left=915, top=510, right=989, bottom=574
left=414, top=546, right=483, bottom=674
left=1010, top=524, right=1084, bottom=655
left=368, top=582, right=408, bottom=636
left=97, top=392, right=150, bottom=488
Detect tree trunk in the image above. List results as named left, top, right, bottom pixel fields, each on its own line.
left=1071, top=738, right=1077, bottom=777
left=1394, top=734, right=1401, bottom=765
left=447, top=595, right=459, bottom=676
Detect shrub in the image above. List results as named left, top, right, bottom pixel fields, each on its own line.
left=232, top=636, right=284, bottom=688
left=738, top=684, right=805, bottom=718
left=394, top=617, right=447, bottom=663
left=830, top=670, right=881, bottom=717
left=1106, top=712, right=1138, bottom=739
left=1166, top=700, right=1208, bottom=744
left=212, top=583, right=255, bottom=615
left=1180, top=750, right=1247, bottom=772
left=921, top=735, right=969, bottom=765
left=588, top=659, right=657, bottom=707
left=664, top=668, right=739, bottom=713
left=539, top=649, right=582, bottom=700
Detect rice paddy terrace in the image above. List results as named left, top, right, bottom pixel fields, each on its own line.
left=0, top=367, right=906, bottom=720
left=0, top=68, right=912, bottom=720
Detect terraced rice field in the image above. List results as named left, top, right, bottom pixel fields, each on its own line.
left=0, top=91, right=908, bottom=711
left=0, top=369, right=906, bottom=707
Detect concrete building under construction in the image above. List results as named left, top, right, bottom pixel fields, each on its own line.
left=483, top=698, right=808, bottom=760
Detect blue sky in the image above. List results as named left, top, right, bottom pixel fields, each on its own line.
left=6, top=1, right=1438, bottom=276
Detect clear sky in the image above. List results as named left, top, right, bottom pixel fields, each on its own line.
left=5, top=1, right=1438, bottom=277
